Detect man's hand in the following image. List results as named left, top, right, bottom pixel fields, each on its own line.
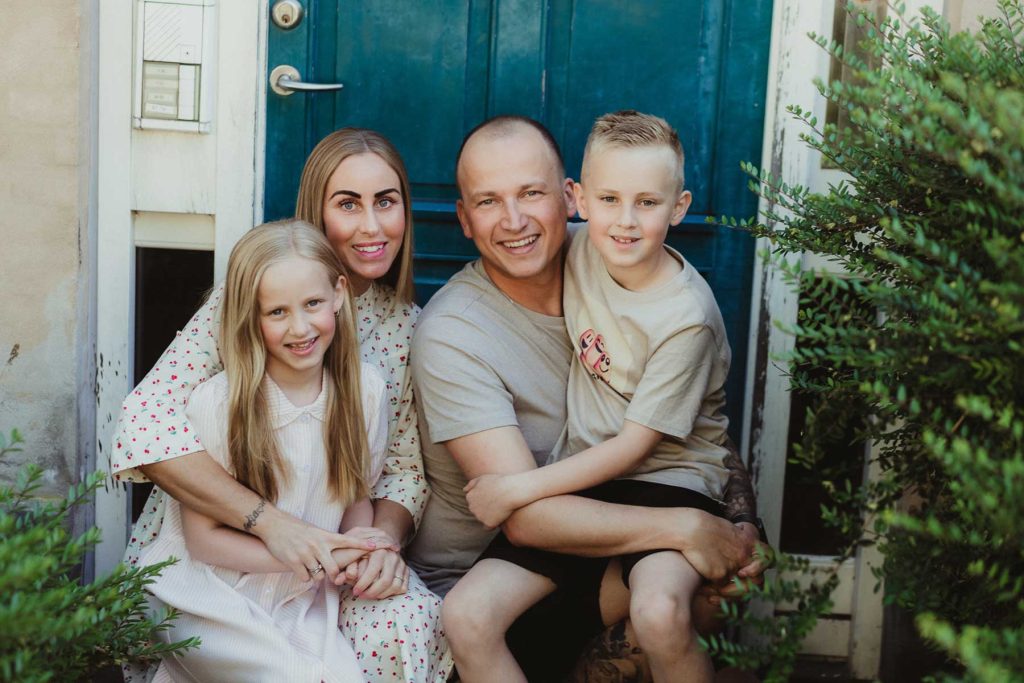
left=675, top=509, right=758, bottom=581
left=734, top=521, right=774, bottom=579
left=253, top=509, right=379, bottom=583
left=338, top=548, right=409, bottom=599
left=464, top=473, right=525, bottom=528
left=696, top=522, right=774, bottom=608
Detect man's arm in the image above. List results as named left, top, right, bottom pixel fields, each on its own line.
left=718, top=436, right=773, bottom=580
left=721, top=435, right=757, bottom=521
left=446, top=427, right=754, bottom=581
left=141, top=453, right=375, bottom=582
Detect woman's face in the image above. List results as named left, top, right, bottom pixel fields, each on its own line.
left=321, top=152, right=406, bottom=295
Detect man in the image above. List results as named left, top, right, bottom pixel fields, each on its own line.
left=406, top=115, right=766, bottom=679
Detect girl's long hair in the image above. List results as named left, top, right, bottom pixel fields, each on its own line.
left=220, top=219, right=369, bottom=504
left=295, top=127, right=415, bottom=304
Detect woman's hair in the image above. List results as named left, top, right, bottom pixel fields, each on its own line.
left=220, top=219, right=369, bottom=504
left=295, top=128, right=415, bottom=304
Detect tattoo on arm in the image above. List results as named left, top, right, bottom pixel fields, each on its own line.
left=243, top=499, right=266, bottom=532
left=722, top=436, right=757, bottom=521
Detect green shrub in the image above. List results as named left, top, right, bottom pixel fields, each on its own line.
left=709, top=2, right=1024, bottom=680
left=0, top=429, right=197, bottom=682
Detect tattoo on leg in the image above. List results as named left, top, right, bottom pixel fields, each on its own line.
left=243, top=499, right=266, bottom=532
left=568, top=621, right=651, bottom=683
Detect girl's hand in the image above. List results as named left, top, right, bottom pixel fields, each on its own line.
left=463, top=474, right=522, bottom=529
left=256, top=510, right=378, bottom=582
left=338, top=548, right=409, bottom=599
left=330, top=546, right=371, bottom=575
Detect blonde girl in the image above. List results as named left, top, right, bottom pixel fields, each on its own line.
left=139, top=220, right=390, bottom=682
left=114, top=129, right=450, bottom=683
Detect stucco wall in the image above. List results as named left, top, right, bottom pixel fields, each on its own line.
left=947, top=0, right=1003, bottom=32
left=0, top=1, right=95, bottom=496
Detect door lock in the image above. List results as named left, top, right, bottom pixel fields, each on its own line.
left=271, top=0, right=303, bottom=30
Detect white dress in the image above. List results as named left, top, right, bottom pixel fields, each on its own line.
left=139, top=368, right=388, bottom=683
left=113, top=282, right=451, bottom=682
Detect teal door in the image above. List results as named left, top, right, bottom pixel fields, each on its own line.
left=265, top=0, right=772, bottom=434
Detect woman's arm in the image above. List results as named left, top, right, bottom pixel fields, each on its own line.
left=144, top=452, right=375, bottom=581
left=369, top=371, right=430, bottom=541
left=181, top=503, right=291, bottom=574
left=464, top=421, right=661, bottom=528
left=111, top=284, right=225, bottom=484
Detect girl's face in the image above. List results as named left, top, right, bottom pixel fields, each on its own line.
left=321, top=152, right=406, bottom=296
left=258, top=256, right=345, bottom=388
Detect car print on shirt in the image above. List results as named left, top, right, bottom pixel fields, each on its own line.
left=579, top=328, right=612, bottom=382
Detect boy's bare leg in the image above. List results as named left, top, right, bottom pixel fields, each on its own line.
left=629, top=550, right=713, bottom=683
left=442, top=558, right=556, bottom=683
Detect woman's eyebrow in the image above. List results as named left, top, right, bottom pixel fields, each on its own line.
left=328, top=189, right=361, bottom=200
left=375, top=188, right=400, bottom=198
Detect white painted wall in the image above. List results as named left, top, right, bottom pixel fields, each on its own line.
left=93, top=0, right=267, bottom=574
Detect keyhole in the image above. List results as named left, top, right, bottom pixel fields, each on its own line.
left=281, top=13, right=291, bottom=23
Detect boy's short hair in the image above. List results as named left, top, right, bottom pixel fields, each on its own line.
left=582, top=110, right=685, bottom=190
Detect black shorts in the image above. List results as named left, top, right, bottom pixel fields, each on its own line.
left=480, top=479, right=725, bottom=679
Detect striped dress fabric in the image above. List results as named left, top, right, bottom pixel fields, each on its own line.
left=139, top=368, right=387, bottom=682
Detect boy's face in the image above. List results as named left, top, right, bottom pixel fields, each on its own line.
left=575, top=144, right=691, bottom=289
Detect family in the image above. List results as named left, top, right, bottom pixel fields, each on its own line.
left=110, top=112, right=769, bottom=683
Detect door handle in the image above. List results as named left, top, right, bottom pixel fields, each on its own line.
left=269, top=65, right=344, bottom=97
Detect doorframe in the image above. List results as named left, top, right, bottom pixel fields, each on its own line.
left=742, top=0, right=941, bottom=676
left=92, top=0, right=270, bottom=577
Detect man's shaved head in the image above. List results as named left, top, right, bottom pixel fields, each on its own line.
left=455, top=116, right=565, bottom=196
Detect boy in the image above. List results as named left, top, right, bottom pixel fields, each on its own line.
left=445, top=110, right=733, bottom=683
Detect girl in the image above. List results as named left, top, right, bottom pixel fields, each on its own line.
left=113, top=129, right=451, bottom=682
left=140, top=220, right=389, bottom=681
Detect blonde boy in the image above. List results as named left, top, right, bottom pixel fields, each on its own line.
left=446, top=111, right=733, bottom=683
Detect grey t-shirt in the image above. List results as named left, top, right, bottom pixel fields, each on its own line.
left=406, top=260, right=573, bottom=595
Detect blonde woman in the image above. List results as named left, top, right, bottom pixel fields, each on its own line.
left=113, top=130, right=451, bottom=682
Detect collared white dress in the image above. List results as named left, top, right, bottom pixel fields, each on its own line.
left=114, top=282, right=451, bottom=682
left=140, top=368, right=388, bottom=682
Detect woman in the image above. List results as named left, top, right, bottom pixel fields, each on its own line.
left=112, top=129, right=451, bottom=682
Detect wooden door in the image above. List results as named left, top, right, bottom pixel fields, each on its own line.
left=264, top=0, right=772, bottom=436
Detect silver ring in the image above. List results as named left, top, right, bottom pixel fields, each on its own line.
left=309, top=562, right=324, bottom=577
left=392, top=575, right=403, bottom=583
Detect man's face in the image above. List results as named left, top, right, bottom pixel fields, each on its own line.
left=455, top=126, right=576, bottom=293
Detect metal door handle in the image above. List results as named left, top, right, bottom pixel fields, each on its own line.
left=270, top=65, right=344, bottom=97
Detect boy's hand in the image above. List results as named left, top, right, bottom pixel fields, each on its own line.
left=463, top=473, right=523, bottom=528
left=338, top=548, right=409, bottom=599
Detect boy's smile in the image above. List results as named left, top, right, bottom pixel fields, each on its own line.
left=575, top=144, right=691, bottom=292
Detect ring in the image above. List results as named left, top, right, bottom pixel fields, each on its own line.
left=392, top=576, right=403, bottom=583
left=309, top=562, right=324, bottom=577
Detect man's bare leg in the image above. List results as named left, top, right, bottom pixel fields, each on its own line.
left=442, top=559, right=555, bottom=683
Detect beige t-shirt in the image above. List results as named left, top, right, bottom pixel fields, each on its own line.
left=561, top=228, right=730, bottom=500
left=407, top=260, right=572, bottom=595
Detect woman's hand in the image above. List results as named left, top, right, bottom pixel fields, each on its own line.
left=463, top=473, right=524, bottom=528
left=338, top=548, right=409, bottom=599
left=341, top=526, right=401, bottom=552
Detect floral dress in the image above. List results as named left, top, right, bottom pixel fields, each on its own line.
left=112, top=282, right=451, bottom=683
